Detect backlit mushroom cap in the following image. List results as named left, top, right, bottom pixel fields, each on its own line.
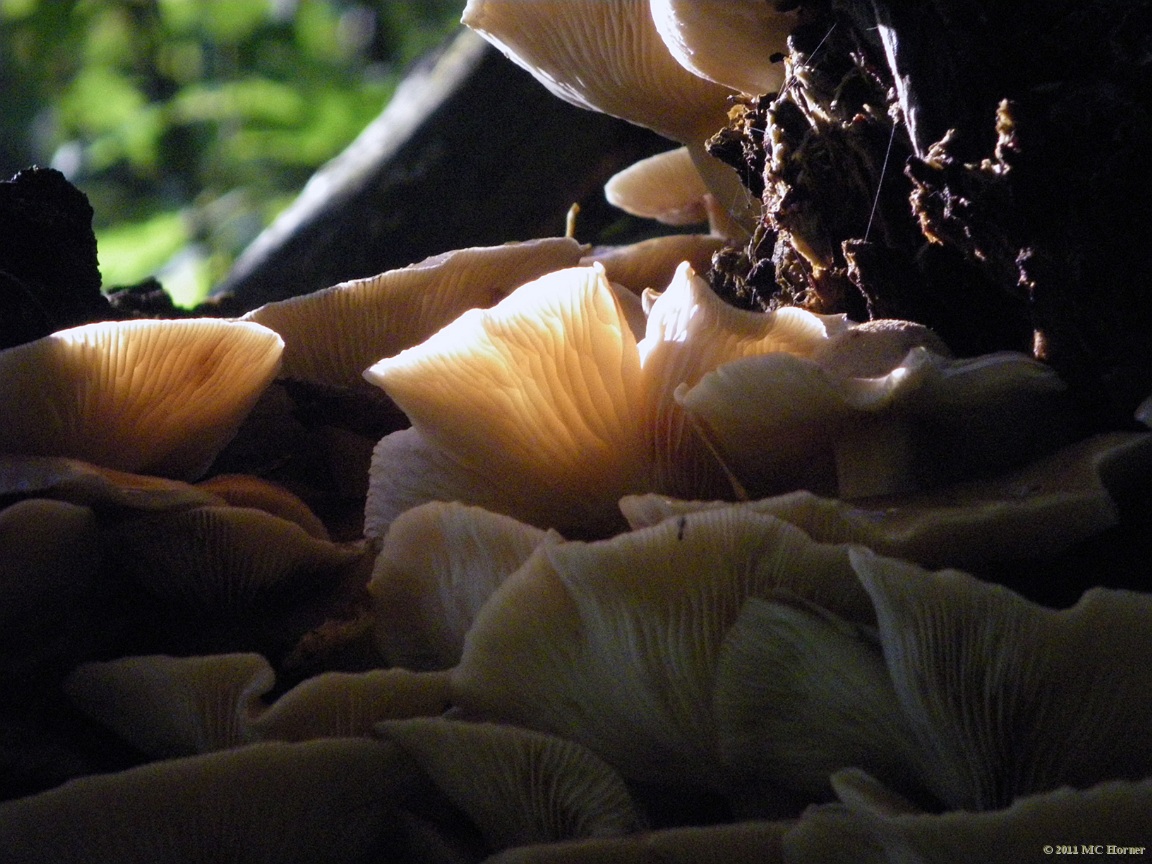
left=462, top=0, right=730, bottom=147
left=64, top=653, right=273, bottom=757
left=0, top=319, right=283, bottom=480
left=0, top=738, right=417, bottom=864
left=603, top=147, right=711, bottom=226
left=580, top=234, right=725, bottom=296
left=110, top=505, right=364, bottom=612
left=784, top=776, right=1152, bottom=864
left=451, top=507, right=873, bottom=787
left=0, top=455, right=225, bottom=511
left=649, top=0, right=798, bottom=97
left=196, top=473, right=330, bottom=540
left=379, top=717, right=641, bottom=849
left=713, top=597, right=923, bottom=810
left=850, top=548, right=1152, bottom=811
left=242, top=238, right=583, bottom=391
left=364, top=265, right=648, bottom=538
left=369, top=501, right=556, bottom=670
left=461, top=0, right=758, bottom=233
left=619, top=431, right=1152, bottom=569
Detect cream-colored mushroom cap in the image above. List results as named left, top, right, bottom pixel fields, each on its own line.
left=581, top=234, right=725, bottom=296
left=369, top=501, right=556, bottom=669
left=851, top=548, right=1152, bottom=811
left=0, top=319, right=283, bottom=480
left=0, top=738, right=417, bottom=863
left=604, top=147, right=711, bottom=225
left=650, top=0, right=798, bottom=96
left=363, top=265, right=647, bottom=538
left=242, top=238, right=583, bottom=391
left=379, top=717, right=641, bottom=849
left=452, top=507, right=873, bottom=787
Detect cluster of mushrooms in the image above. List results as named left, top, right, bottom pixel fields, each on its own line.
left=3, top=1, right=1152, bottom=861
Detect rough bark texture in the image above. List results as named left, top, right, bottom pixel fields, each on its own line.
left=710, top=0, right=1152, bottom=431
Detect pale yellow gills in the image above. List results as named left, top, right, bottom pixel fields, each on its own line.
left=638, top=262, right=848, bottom=498
left=461, top=0, right=757, bottom=233
left=0, top=455, right=225, bottom=511
left=784, top=776, right=1152, bottom=864
left=0, top=319, right=283, bottom=480
left=678, top=345, right=1068, bottom=499
left=370, top=501, right=557, bottom=670
left=482, top=820, right=792, bottom=864
left=451, top=508, right=873, bottom=788
left=379, top=717, right=642, bottom=850
left=0, top=739, right=419, bottom=864
left=110, top=505, right=364, bottom=612
left=604, top=147, right=711, bottom=225
left=364, top=265, right=648, bottom=538
left=713, top=597, right=924, bottom=813
left=851, top=548, right=1152, bottom=811
left=242, top=238, right=583, bottom=391
left=581, top=234, right=725, bottom=296
left=64, top=653, right=273, bottom=757
left=619, top=431, right=1152, bottom=569
left=649, top=0, right=798, bottom=96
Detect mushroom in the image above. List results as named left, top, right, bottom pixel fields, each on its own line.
left=619, top=431, right=1152, bottom=570
left=603, top=147, right=712, bottom=226
left=580, top=234, right=725, bottom=297
left=363, top=265, right=649, bottom=539
left=850, top=547, right=1152, bottom=811
left=196, top=473, right=331, bottom=540
left=713, top=596, right=924, bottom=814
left=451, top=507, right=873, bottom=788
left=648, top=0, right=799, bottom=97
left=784, top=775, right=1152, bottom=864
left=242, top=238, right=583, bottom=392
left=109, top=505, right=364, bottom=613
left=0, top=318, right=283, bottom=480
left=378, top=717, right=642, bottom=850
left=461, top=0, right=757, bottom=234
left=369, top=501, right=557, bottom=670
left=0, top=738, right=419, bottom=863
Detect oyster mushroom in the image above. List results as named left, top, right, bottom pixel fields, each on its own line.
left=462, top=0, right=757, bottom=233
left=603, top=147, right=712, bottom=226
left=242, top=238, right=583, bottom=392
left=378, top=717, right=642, bottom=850
left=0, top=738, right=418, bottom=863
left=0, top=319, right=283, bottom=480
left=451, top=507, right=873, bottom=787
left=850, top=548, right=1152, bottom=811
left=369, top=501, right=557, bottom=670
left=580, top=234, right=725, bottom=297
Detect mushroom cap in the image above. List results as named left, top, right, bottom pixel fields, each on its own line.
left=0, top=738, right=417, bottom=864
left=369, top=501, right=555, bottom=670
left=363, top=265, right=648, bottom=538
left=0, top=318, right=283, bottom=480
left=452, top=507, right=873, bottom=787
left=378, top=717, right=642, bottom=850
left=580, top=234, right=725, bottom=297
left=242, top=238, right=583, bottom=391
left=649, top=0, right=798, bottom=96
left=196, top=473, right=330, bottom=540
left=603, top=147, right=711, bottom=225
left=461, top=0, right=732, bottom=147
left=851, top=548, right=1152, bottom=811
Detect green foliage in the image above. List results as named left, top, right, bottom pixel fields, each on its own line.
left=0, top=0, right=461, bottom=306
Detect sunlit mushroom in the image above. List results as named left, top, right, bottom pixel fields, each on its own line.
left=242, top=238, right=583, bottom=391
left=0, top=319, right=283, bottom=480
left=603, top=147, right=711, bottom=226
